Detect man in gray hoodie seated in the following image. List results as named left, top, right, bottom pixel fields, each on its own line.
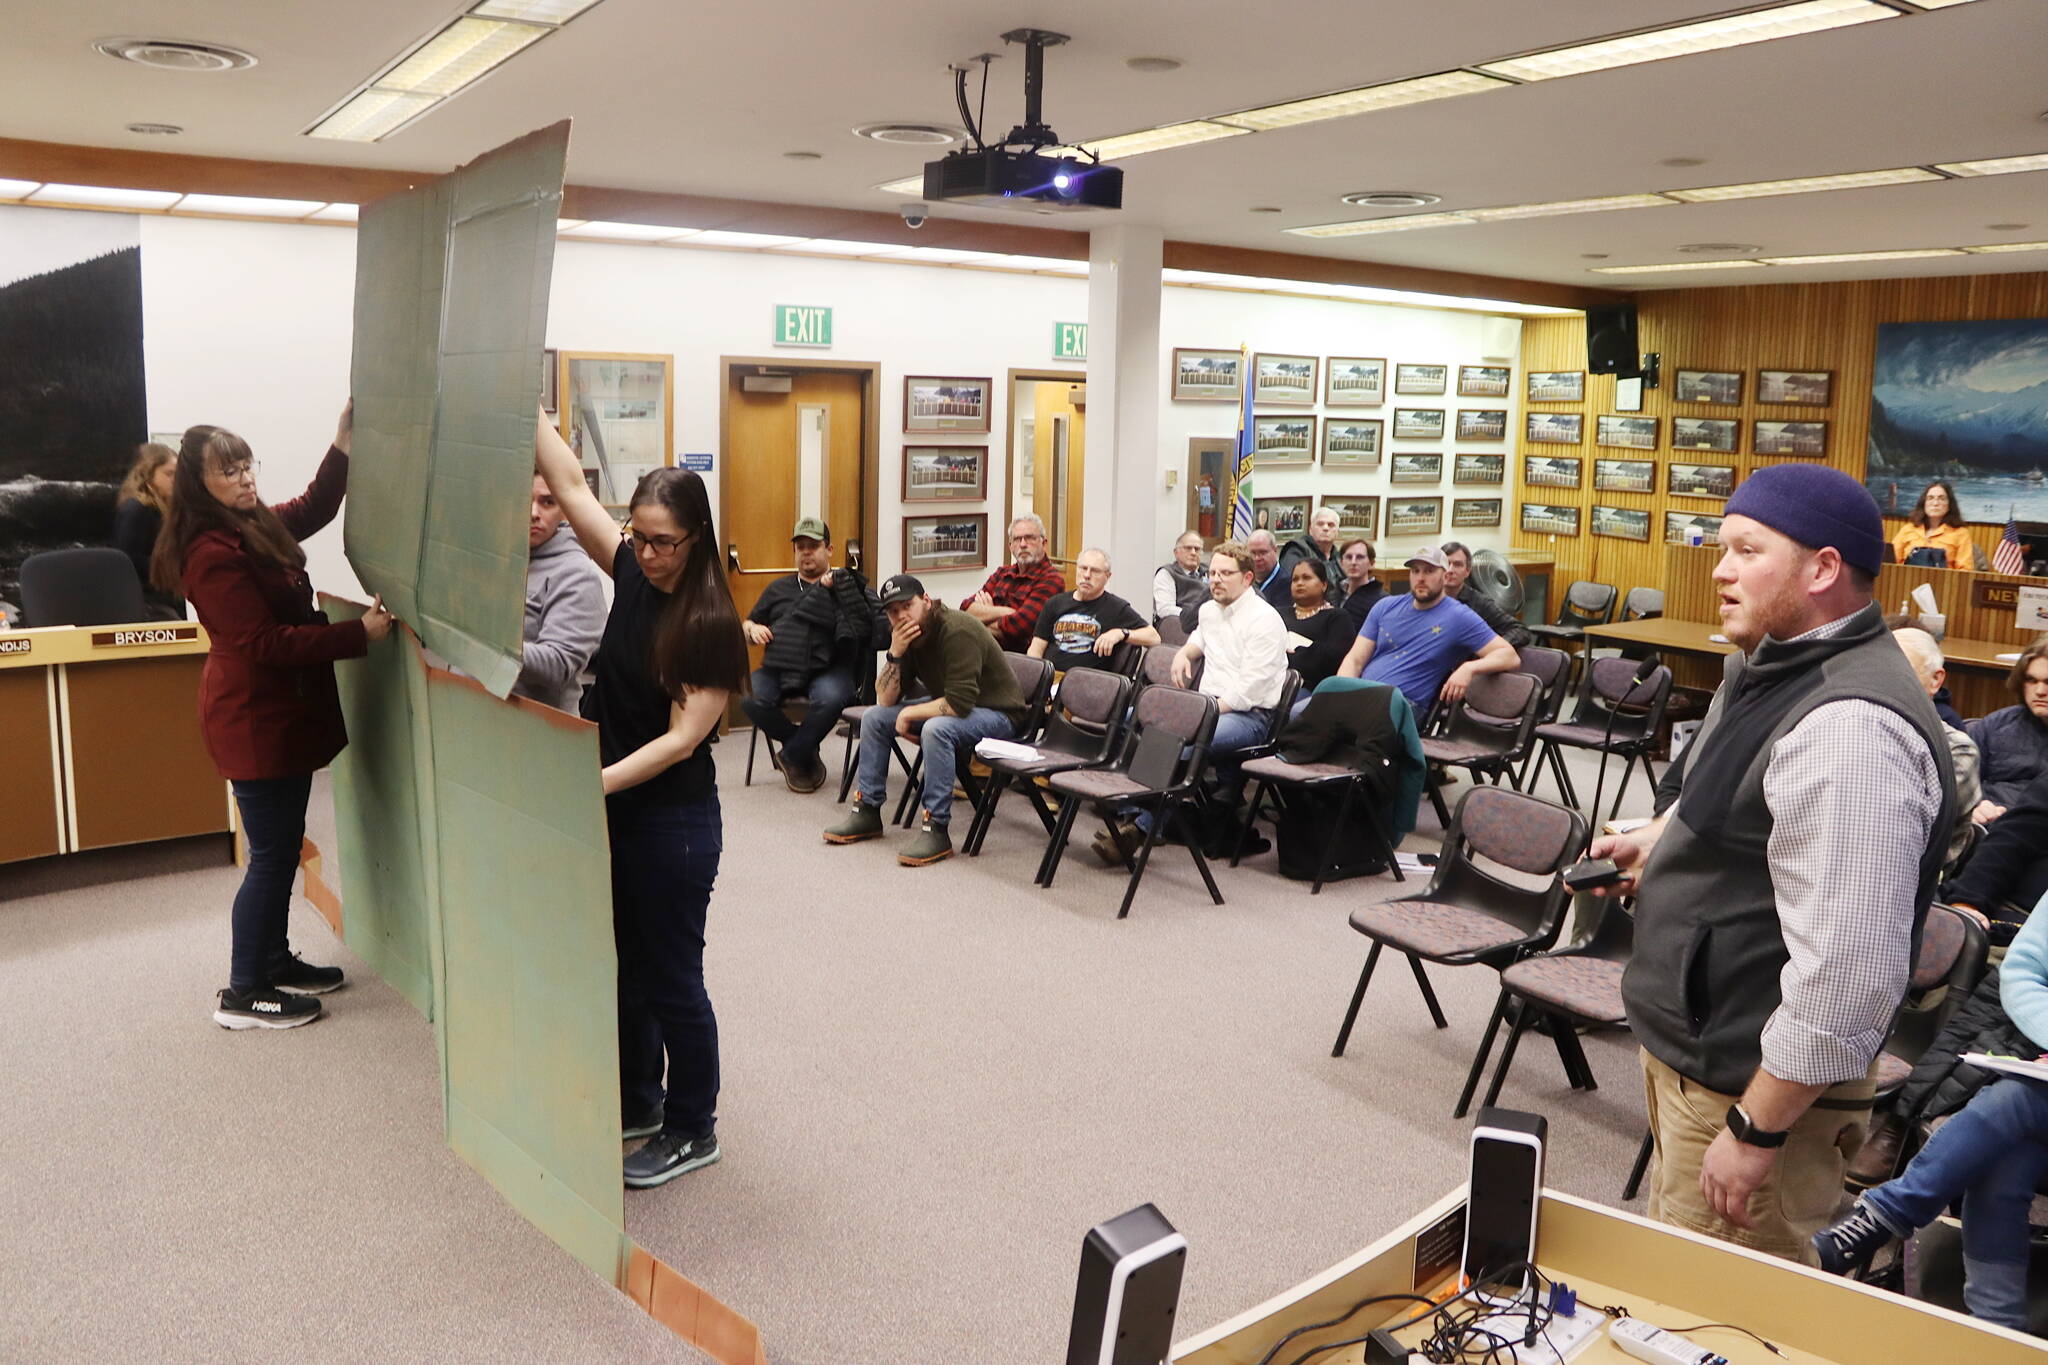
left=513, top=472, right=605, bottom=712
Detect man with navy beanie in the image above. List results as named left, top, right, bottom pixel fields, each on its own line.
left=1589, top=463, right=1956, bottom=1263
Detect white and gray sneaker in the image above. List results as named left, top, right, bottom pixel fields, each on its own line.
left=623, top=1130, right=721, bottom=1188
left=213, top=986, right=323, bottom=1030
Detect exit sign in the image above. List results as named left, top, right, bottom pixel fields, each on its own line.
left=775, top=304, right=832, bottom=347
left=1053, top=321, right=1088, bottom=360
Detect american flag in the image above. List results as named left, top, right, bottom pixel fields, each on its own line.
left=1995, top=508, right=2025, bottom=575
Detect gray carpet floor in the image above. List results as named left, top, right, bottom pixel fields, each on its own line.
left=1, top=737, right=1659, bottom=1365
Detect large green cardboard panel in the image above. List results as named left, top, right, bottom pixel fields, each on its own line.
left=425, top=667, right=626, bottom=1282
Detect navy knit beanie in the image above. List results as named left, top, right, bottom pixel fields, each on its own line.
left=1723, top=463, right=1885, bottom=577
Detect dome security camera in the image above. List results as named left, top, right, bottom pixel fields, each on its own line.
left=900, top=202, right=930, bottom=229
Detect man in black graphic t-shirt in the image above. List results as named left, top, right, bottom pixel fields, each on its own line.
left=1027, top=547, right=1158, bottom=674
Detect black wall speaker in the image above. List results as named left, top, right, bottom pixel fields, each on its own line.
left=1585, top=304, right=1639, bottom=375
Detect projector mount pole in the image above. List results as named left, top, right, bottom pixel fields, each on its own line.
left=999, top=27, right=1068, bottom=150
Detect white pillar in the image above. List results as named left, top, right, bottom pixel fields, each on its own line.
left=1084, top=224, right=1164, bottom=597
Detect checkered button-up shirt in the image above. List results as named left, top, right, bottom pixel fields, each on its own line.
left=964, top=557, right=1065, bottom=652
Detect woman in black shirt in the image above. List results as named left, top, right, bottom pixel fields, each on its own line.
left=1283, top=557, right=1351, bottom=692
left=535, top=413, right=746, bottom=1189
left=1336, top=537, right=1383, bottom=630
left=114, top=442, right=185, bottom=618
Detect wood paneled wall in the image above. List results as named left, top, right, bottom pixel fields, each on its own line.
left=1514, top=271, right=2048, bottom=601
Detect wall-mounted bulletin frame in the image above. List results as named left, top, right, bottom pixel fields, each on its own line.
left=1253, top=351, right=1317, bottom=404
left=1753, top=419, right=1828, bottom=456
left=1456, top=408, right=1508, bottom=441
left=1671, top=416, right=1739, bottom=453
left=1452, top=497, right=1503, bottom=528
left=559, top=351, right=674, bottom=503
left=1668, top=462, right=1737, bottom=500
left=1596, top=414, right=1659, bottom=451
left=1592, top=504, right=1652, bottom=542
left=1253, top=414, right=1316, bottom=463
left=1329, top=495, right=1380, bottom=537
left=1391, top=453, right=1443, bottom=484
left=1526, top=412, right=1584, bottom=445
left=901, top=444, right=988, bottom=502
left=903, top=374, right=991, bottom=433
left=1392, top=408, right=1445, bottom=441
left=1523, top=454, right=1582, bottom=489
left=1458, top=365, right=1511, bottom=398
left=1321, top=417, right=1383, bottom=467
left=1521, top=501, right=1581, bottom=536
left=1757, top=369, right=1832, bottom=406
left=1172, top=347, right=1243, bottom=402
left=1674, top=369, right=1742, bottom=404
left=1385, top=497, right=1444, bottom=537
left=1526, top=370, right=1585, bottom=403
left=1666, top=510, right=1726, bottom=545
left=902, top=512, right=988, bottom=572
left=1325, top=356, right=1386, bottom=406
left=1253, top=495, right=1311, bottom=536
left=1594, top=458, right=1656, bottom=493
left=1454, top=453, right=1506, bottom=485
left=1395, top=363, right=1447, bottom=395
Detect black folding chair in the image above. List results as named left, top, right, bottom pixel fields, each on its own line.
left=1419, top=670, right=1542, bottom=828
left=892, top=653, right=1055, bottom=827
left=1528, top=658, right=1672, bottom=823
left=962, top=667, right=1131, bottom=856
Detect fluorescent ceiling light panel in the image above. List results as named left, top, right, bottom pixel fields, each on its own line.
left=174, top=193, right=329, bottom=218
left=980, top=254, right=1087, bottom=274
left=1215, top=70, right=1510, bottom=132
left=676, top=229, right=808, bottom=248
left=0, top=179, right=41, bottom=200
left=1906, top=0, right=1986, bottom=7
left=1592, top=259, right=1771, bottom=273
left=891, top=247, right=1008, bottom=264
left=378, top=17, right=547, bottom=96
left=470, top=0, right=605, bottom=22
left=772, top=239, right=916, bottom=256
left=559, top=221, right=695, bottom=240
left=1480, top=0, right=1894, bottom=81
left=308, top=89, right=440, bottom=141
left=876, top=175, right=926, bottom=196
left=1758, top=248, right=1964, bottom=264
left=1962, top=240, right=2048, bottom=254
left=1288, top=212, right=1479, bottom=237
left=1075, top=121, right=1249, bottom=159
left=1466, top=193, right=1677, bottom=221
left=1666, top=166, right=1941, bottom=201
left=306, top=203, right=360, bottom=221
left=1935, top=152, right=2048, bottom=177
left=27, top=183, right=182, bottom=209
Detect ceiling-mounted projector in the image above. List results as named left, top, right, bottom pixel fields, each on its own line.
left=921, top=28, right=1124, bottom=213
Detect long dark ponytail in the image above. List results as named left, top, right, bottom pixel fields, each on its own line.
left=150, top=426, right=307, bottom=596
left=630, top=467, right=747, bottom=698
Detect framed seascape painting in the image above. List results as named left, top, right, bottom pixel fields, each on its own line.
left=903, top=375, right=991, bottom=434
left=1455, top=408, right=1508, bottom=441
left=1457, top=365, right=1511, bottom=398
left=1452, top=497, right=1502, bottom=528
left=1526, top=370, right=1585, bottom=403
left=1252, top=414, right=1316, bottom=463
left=1674, top=368, right=1742, bottom=404
left=1329, top=495, right=1380, bottom=537
left=1753, top=419, right=1827, bottom=457
left=901, top=445, right=988, bottom=502
left=1320, top=417, right=1383, bottom=467
left=1453, top=453, right=1505, bottom=485
left=1171, top=347, right=1242, bottom=402
left=1390, top=452, right=1443, bottom=484
left=1671, top=416, right=1738, bottom=453
left=1386, top=497, right=1443, bottom=537
left=1253, top=495, right=1311, bottom=537
left=1667, top=462, right=1736, bottom=500
left=1520, top=502, right=1580, bottom=536
left=1593, top=458, right=1655, bottom=493
left=1252, top=351, right=1317, bottom=405
left=1522, top=454, right=1581, bottom=489
left=1392, top=407, right=1445, bottom=441
left=902, top=513, right=987, bottom=571
left=1596, top=414, right=1658, bottom=451
left=1592, top=504, right=1652, bottom=543
left=1395, top=362, right=1447, bottom=395
left=1525, top=412, right=1583, bottom=446
left=1866, top=317, right=2048, bottom=521
left=1325, top=356, right=1387, bottom=406
left=1757, top=369, right=1832, bottom=406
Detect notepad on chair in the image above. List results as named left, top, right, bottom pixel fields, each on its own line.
left=1963, top=1053, right=2048, bottom=1083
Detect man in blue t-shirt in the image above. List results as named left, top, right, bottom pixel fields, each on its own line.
left=1338, top=545, right=1519, bottom=717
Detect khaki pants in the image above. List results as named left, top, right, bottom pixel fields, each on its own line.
left=1639, top=1048, right=1873, bottom=1264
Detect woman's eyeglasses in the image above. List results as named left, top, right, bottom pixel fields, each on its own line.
left=623, top=528, right=688, bottom=554
left=215, top=461, right=261, bottom=482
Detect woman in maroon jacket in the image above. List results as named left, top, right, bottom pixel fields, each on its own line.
left=152, top=403, right=394, bottom=1030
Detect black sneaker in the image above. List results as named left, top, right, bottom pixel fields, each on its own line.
left=214, top=986, right=323, bottom=1030
left=622, top=1106, right=664, bottom=1141
left=270, top=951, right=345, bottom=996
left=1812, top=1198, right=1898, bottom=1275
left=623, top=1130, right=721, bottom=1188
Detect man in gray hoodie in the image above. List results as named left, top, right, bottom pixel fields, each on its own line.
left=514, top=472, right=605, bottom=712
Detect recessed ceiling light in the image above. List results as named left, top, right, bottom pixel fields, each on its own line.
left=1665, top=166, right=1941, bottom=201
left=471, top=0, right=607, bottom=20
left=1076, top=121, right=1248, bottom=159
left=1341, top=191, right=1440, bottom=208
left=1125, top=56, right=1183, bottom=73
left=1963, top=240, right=2048, bottom=254
left=559, top=221, right=699, bottom=241
left=1676, top=242, right=1762, bottom=253
left=26, top=183, right=182, bottom=210
left=1935, top=152, right=2048, bottom=177
left=674, top=229, right=808, bottom=248
left=1215, top=70, right=1510, bottom=132
left=782, top=150, right=822, bottom=161
left=306, top=203, right=359, bottom=222
left=0, top=179, right=42, bottom=200
left=307, top=89, right=439, bottom=142
left=852, top=123, right=963, bottom=145
left=1466, top=193, right=1676, bottom=221
left=1249, top=206, right=1283, bottom=214
left=772, top=238, right=918, bottom=257
left=93, top=38, right=257, bottom=72
left=875, top=175, right=926, bottom=196
left=1581, top=252, right=1610, bottom=259
left=126, top=122, right=184, bottom=136
left=1986, top=223, right=2030, bottom=231
left=1591, top=260, right=1770, bottom=274
left=1757, top=248, right=1965, bottom=264
left=1659, top=156, right=1706, bottom=168
left=378, top=17, right=547, bottom=96
left=1478, top=0, right=1894, bottom=82
left=175, top=193, right=328, bottom=218
left=1288, top=212, right=1479, bottom=238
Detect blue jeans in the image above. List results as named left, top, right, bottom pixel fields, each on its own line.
left=228, top=775, right=314, bottom=995
left=1135, top=707, right=1271, bottom=833
left=854, top=704, right=1017, bottom=824
left=741, top=666, right=856, bottom=764
left=1864, top=1075, right=2048, bottom=1329
left=608, top=794, right=722, bottom=1139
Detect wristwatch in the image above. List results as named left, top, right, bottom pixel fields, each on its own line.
left=883, top=653, right=905, bottom=666
left=1724, top=1104, right=1789, bottom=1149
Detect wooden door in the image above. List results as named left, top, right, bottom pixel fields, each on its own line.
left=1024, top=379, right=1086, bottom=571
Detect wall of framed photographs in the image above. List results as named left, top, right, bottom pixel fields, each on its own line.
left=1512, top=270, right=2048, bottom=601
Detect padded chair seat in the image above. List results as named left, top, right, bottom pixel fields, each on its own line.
left=1499, top=954, right=1627, bottom=1025
left=1871, top=1050, right=1913, bottom=1095
left=1047, top=768, right=1152, bottom=802
left=1532, top=720, right=1642, bottom=750
left=1421, top=736, right=1511, bottom=766
left=1240, top=756, right=1357, bottom=784
left=1527, top=624, right=1585, bottom=640
left=986, top=750, right=1098, bottom=778
left=838, top=704, right=874, bottom=728
left=1348, top=899, right=1528, bottom=959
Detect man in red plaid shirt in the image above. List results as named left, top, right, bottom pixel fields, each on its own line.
left=961, top=513, right=1067, bottom=653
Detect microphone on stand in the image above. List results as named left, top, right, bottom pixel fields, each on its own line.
left=1584, top=652, right=1662, bottom=853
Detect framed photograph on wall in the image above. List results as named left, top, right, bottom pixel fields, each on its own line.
left=1523, top=455, right=1582, bottom=489
left=1452, top=497, right=1503, bottom=528
left=1520, top=502, right=1581, bottom=536
left=1594, top=458, right=1656, bottom=493
left=1454, top=453, right=1505, bottom=485
left=901, top=444, right=988, bottom=502
left=1526, top=370, right=1585, bottom=403
left=1253, top=351, right=1317, bottom=404
left=1329, top=496, right=1380, bottom=538
left=1390, top=452, right=1443, bottom=484
left=1252, top=414, right=1316, bottom=463
left=1671, top=416, right=1739, bottom=453
left=1674, top=369, right=1742, bottom=404
left=1455, top=408, right=1508, bottom=441
left=1171, top=347, right=1242, bottom=402
left=1253, top=495, right=1311, bottom=537
left=1325, top=356, right=1387, bottom=406
left=1666, top=510, right=1726, bottom=545
left=903, top=375, right=991, bottom=433
left=560, top=351, right=674, bottom=503
left=902, top=512, right=988, bottom=572
left=1753, top=419, right=1828, bottom=456
left=1395, top=363, right=1448, bottom=395
left=1596, top=414, right=1659, bottom=451
left=1757, top=369, right=1832, bottom=406
left=1592, top=504, right=1652, bottom=542
left=1458, top=365, right=1511, bottom=397
left=1386, top=497, right=1444, bottom=537
left=1525, top=412, right=1584, bottom=445
left=541, top=347, right=558, bottom=413
left=1392, top=407, right=1445, bottom=440
left=1668, top=462, right=1737, bottom=500
left=1321, top=417, right=1383, bottom=466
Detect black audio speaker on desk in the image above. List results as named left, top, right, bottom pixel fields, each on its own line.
left=1586, top=304, right=1640, bottom=374
left=1065, top=1203, right=1188, bottom=1365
